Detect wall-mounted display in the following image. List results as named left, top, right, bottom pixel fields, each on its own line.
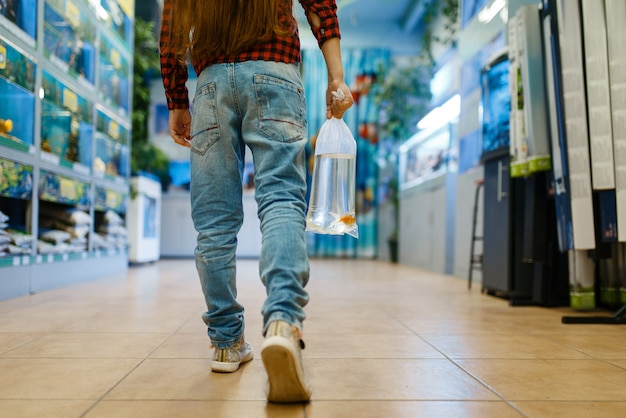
left=94, top=109, right=129, bottom=178
left=0, top=39, right=36, bottom=151
left=98, top=32, right=130, bottom=115
left=41, top=70, right=93, bottom=169
left=44, top=0, right=96, bottom=84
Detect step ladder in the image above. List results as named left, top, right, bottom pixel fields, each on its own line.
left=468, top=179, right=484, bottom=289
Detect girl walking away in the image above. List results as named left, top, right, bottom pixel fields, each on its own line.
left=159, top=0, right=353, bottom=403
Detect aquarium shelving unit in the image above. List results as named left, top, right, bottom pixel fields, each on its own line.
left=0, top=0, right=134, bottom=300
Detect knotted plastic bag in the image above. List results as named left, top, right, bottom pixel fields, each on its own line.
left=305, top=113, right=359, bottom=239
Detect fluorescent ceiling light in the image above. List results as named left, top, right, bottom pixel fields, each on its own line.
left=416, top=94, right=460, bottom=130
left=478, top=0, right=506, bottom=23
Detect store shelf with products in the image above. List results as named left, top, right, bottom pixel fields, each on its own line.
left=0, top=37, right=37, bottom=157
left=0, top=0, right=134, bottom=301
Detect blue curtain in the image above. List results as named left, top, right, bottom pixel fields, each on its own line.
left=302, top=48, right=391, bottom=258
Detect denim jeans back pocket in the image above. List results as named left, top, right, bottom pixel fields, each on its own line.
left=254, top=74, right=305, bottom=143
left=190, top=82, right=220, bottom=155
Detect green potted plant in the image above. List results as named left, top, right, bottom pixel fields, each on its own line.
left=371, top=0, right=458, bottom=262
left=371, top=60, right=432, bottom=262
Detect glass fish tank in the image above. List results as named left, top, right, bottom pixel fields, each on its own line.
left=0, top=157, right=33, bottom=200
left=94, top=185, right=127, bottom=214
left=94, top=109, right=129, bottom=178
left=44, top=0, right=96, bottom=84
left=98, top=33, right=130, bottom=115
left=0, top=0, right=37, bottom=39
left=0, top=39, right=36, bottom=148
left=98, top=0, right=133, bottom=48
left=41, top=71, right=93, bottom=168
left=39, top=169, right=91, bottom=208
left=398, top=123, right=455, bottom=191
left=480, top=53, right=510, bottom=161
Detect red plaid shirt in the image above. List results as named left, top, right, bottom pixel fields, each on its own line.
left=160, top=0, right=341, bottom=110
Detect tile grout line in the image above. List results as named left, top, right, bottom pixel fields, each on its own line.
left=77, top=319, right=195, bottom=417
left=388, top=313, right=529, bottom=417
left=0, top=333, right=47, bottom=357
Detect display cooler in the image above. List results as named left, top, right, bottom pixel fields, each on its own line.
left=127, top=175, right=161, bottom=264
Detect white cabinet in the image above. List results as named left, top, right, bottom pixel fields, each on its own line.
left=159, top=189, right=262, bottom=259
left=128, top=176, right=161, bottom=263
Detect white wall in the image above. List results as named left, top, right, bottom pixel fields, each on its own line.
left=398, top=174, right=449, bottom=273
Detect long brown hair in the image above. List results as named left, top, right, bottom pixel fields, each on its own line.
left=165, top=0, right=294, bottom=62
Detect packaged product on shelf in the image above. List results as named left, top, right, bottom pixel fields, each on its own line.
left=0, top=210, right=8, bottom=229
left=96, top=209, right=127, bottom=250
left=91, top=232, right=115, bottom=251
left=67, top=237, right=87, bottom=252
left=0, top=211, right=33, bottom=256
left=7, top=230, right=33, bottom=254
left=0, top=230, right=9, bottom=256
left=40, top=207, right=91, bottom=242
left=39, top=229, right=71, bottom=245
left=0, top=211, right=9, bottom=257
left=7, top=244, right=29, bottom=255
left=37, top=239, right=68, bottom=254
left=104, top=209, right=124, bottom=226
left=39, top=226, right=88, bottom=253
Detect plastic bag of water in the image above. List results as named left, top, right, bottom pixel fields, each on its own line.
left=305, top=114, right=358, bottom=238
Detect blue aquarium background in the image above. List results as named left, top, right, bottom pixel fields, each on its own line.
left=0, top=40, right=36, bottom=146
left=0, top=0, right=37, bottom=39
left=41, top=100, right=72, bottom=158
left=481, top=55, right=510, bottom=159
left=95, top=110, right=130, bottom=178
left=99, top=0, right=133, bottom=47
left=98, top=34, right=130, bottom=114
left=0, top=77, right=35, bottom=145
left=43, top=2, right=95, bottom=83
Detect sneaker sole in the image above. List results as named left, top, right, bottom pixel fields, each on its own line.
left=261, top=336, right=311, bottom=403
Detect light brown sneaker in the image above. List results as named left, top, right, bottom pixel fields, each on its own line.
left=211, top=334, right=253, bottom=373
left=261, top=320, right=312, bottom=403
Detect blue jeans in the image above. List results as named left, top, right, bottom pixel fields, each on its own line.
left=189, top=61, right=310, bottom=349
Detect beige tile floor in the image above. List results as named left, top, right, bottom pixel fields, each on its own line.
left=0, top=258, right=625, bottom=417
